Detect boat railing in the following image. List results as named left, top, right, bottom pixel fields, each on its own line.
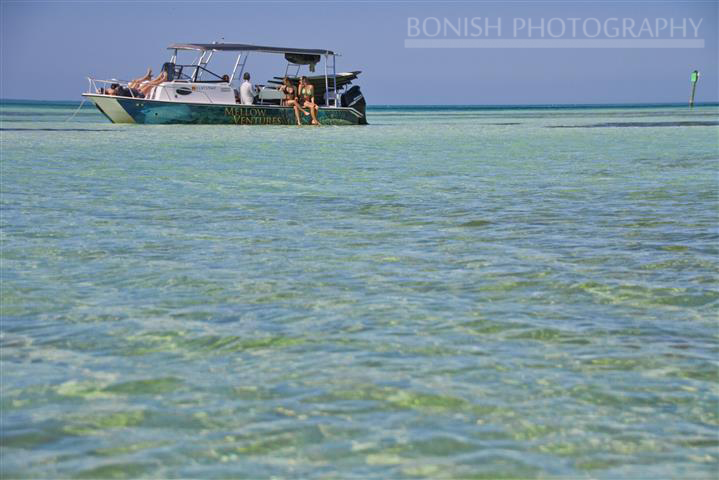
left=87, top=74, right=347, bottom=107
left=87, top=77, right=142, bottom=98
left=87, top=77, right=176, bottom=101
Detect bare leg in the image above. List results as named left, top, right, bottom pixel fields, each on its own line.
left=129, top=68, right=153, bottom=89
left=294, top=100, right=310, bottom=116
left=292, top=103, right=302, bottom=125
left=310, top=104, right=320, bottom=125
left=139, top=71, right=167, bottom=97
left=289, top=99, right=309, bottom=116
left=303, top=101, right=318, bottom=123
left=152, top=71, right=167, bottom=83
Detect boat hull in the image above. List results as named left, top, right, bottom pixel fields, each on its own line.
left=83, top=94, right=366, bottom=125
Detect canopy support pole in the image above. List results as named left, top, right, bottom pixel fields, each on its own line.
left=324, top=54, right=329, bottom=107
left=332, top=55, right=337, bottom=107
left=230, top=53, right=242, bottom=83
left=197, top=51, right=214, bottom=81
left=237, top=52, right=249, bottom=83
left=192, top=51, right=207, bottom=81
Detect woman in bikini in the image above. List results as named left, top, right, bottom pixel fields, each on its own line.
left=277, top=77, right=306, bottom=126
left=128, top=68, right=153, bottom=90
left=137, top=70, right=167, bottom=99
left=299, top=76, right=320, bottom=126
left=123, top=68, right=166, bottom=99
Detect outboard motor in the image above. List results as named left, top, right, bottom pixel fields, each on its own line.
left=341, top=85, right=368, bottom=125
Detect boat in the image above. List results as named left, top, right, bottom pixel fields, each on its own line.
left=82, top=43, right=367, bottom=125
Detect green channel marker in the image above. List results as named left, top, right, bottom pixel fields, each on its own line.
left=690, top=70, right=700, bottom=109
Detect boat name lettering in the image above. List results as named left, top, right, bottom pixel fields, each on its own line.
left=224, top=107, right=280, bottom=124
left=224, top=107, right=269, bottom=117
left=231, top=115, right=283, bottom=125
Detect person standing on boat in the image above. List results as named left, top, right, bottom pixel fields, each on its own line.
left=240, top=72, right=258, bottom=105
left=299, top=76, right=320, bottom=125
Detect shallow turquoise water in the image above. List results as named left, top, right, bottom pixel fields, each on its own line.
left=1, top=101, right=718, bottom=478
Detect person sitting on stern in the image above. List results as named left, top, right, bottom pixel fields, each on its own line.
left=278, top=77, right=307, bottom=126
left=240, top=72, right=258, bottom=105
left=299, top=76, right=320, bottom=125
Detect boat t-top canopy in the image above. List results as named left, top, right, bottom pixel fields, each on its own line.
left=168, top=43, right=337, bottom=56
left=165, top=42, right=345, bottom=107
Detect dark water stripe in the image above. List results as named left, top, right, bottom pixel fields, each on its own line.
left=0, top=128, right=114, bottom=132
left=548, top=121, right=719, bottom=128
left=372, top=112, right=719, bottom=120
left=367, top=103, right=719, bottom=110
left=0, top=111, right=98, bottom=117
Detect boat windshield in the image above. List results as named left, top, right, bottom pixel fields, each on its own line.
left=171, top=64, right=227, bottom=83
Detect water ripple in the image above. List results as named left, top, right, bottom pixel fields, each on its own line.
left=1, top=103, right=718, bottom=478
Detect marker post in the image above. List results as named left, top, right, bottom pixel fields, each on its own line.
left=690, top=70, right=700, bottom=109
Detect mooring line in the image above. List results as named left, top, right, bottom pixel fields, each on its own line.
left=65, top=98, right=88, bottom=122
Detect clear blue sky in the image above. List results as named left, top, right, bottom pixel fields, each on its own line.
left=1, top=0, right=717, bottom=104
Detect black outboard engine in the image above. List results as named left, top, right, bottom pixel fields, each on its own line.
left=341, top=85, right=368, bottom=125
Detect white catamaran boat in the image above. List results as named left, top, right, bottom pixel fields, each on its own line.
left=83, top=43, right=367, bottom=125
